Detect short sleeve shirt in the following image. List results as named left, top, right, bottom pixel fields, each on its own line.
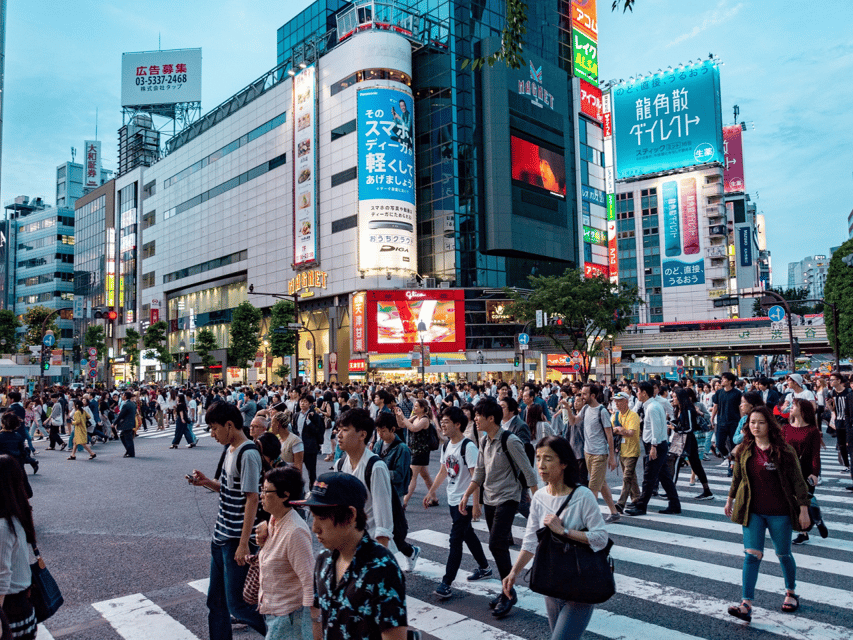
left=440, top=438, right=479, bottom=506
left=313, top=533, right=407, bottom=640
left=213, top=441, right=262, bottom=543
left=712, top=388, right=742, bottom=428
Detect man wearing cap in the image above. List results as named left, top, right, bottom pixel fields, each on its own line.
left=780, top=373, right=817, bottom=414
left=296, top=472, right=409, bottom=640
left=611, top=391, right=641, bottom=513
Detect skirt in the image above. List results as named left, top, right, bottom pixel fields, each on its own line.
left=2, top=589, right=37, bottom=640
left=73, top=423, right=88, bottom=446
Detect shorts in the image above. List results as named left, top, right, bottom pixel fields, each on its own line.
left=411, top=450, right=431, bottom=466
left=585, top=453, right=609, bottom=495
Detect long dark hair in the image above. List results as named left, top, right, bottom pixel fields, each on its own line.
left=739, top=406, right=788, bottom=464
left=525, top=402, right=544, bottom=430
left=791, top=398, right=825, bottom=449
left=536, top=435, right=579, bottom=488
left=0, top=455, right=36, bottom=545
left=673, top=388, right=697, bottom=430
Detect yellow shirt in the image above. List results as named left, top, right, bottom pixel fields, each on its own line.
left=612, top=409, right=641, bottom=458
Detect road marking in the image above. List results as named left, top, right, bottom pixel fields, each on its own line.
left=92, top=593, right=201, bottom=640
left=37, top=624, right=55, bottom=640
left=407, top=596, right=525, bottom=640
left=188, top=578, right=209, bottom=594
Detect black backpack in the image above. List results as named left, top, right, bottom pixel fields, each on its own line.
left=336, top=454, right=408, bottom=543
left=214, top=442, right=260, bottom=485
left=494, top=430, right=533, bottom=490
left=441, top=437, right=475, bottom=468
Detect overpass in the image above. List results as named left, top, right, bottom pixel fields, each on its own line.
left=618, top=325, right=831, bottom=358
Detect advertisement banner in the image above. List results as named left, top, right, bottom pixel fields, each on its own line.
left=150, top=308, right=159, bottom=324
left=293, top=65, right=318, bottom=265
left=739, top=226, right=753, bottom=266
left=612, top=61, right=724, bottom=179
left=661, top=177, right=705, bottom=287
left=365, top=289, right=465, bottom=354
left=583, top=225, right=607, bottom=246
left=357, top=87, right=416, bottom=273
left=602, top=90, right=613, bottom=137
left=572, top=28, right=598, bottom=86
left=352, top=292, right=366, bottom=353
left=121, top=49, right=202, bottom=108
left=723, top=124, right=745, bottom=193
left=486, top=300, right=516, bottom=324
left=579, top=80, right=602, bottom=122
left=511, top=136, right=566, bottom=197
left=584, top=262, right=608, bottom=279
left=83, top=140, right=101, bottom=190
left=581, top=185, right=605, bottom=206
left=571, top=0, right=598, bottom=40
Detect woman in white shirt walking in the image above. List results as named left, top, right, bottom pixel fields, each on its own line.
left=502, top=435, right=609, bottom=640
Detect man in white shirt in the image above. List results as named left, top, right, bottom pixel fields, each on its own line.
left=780, top=373, right=817, bottom=413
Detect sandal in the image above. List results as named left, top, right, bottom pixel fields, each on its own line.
left=89, top=453, right=97, bottom=460
left=169, top=445, right=179, bottom=449
left=782, top=593, right=799, bottom=613
left=67, top=456, right=76, bottom=460
left=727, top=601, right=752, bottom=622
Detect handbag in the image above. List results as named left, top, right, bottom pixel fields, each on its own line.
left=29, top=547, right=63, bottom=622
left=243, top=555, right=260, bottom=605
left=668, top=432, right=688, bottom=458
left=528, top=490, right=616, bottom=604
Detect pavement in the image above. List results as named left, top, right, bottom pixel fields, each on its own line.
left=27, top=423, right=853, bottom=640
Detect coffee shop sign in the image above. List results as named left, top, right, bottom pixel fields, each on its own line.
left=288, top=270, right=328, bottom=296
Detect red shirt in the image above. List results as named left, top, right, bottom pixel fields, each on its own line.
left=782, top=424, right=822, bottom=480
left=746, top=446, right=788, bottom=516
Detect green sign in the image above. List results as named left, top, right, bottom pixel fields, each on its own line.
left=606, top=193, right=615, bottom=222
left=583, top=225, right=607, bottom=246
left=572, top=28, right=598, bottom=85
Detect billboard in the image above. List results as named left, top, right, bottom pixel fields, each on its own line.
left=352, top=292, right=366, bottom=353
left=121, top=49, right=201, bottom=107
left=293, top=65, right=318, bottom=265
left=572, top=28, right=598, bottom=85
left=579, top=80, right=602, bottom=122
left=357, top=87, right=416, bottom=273
left=723, top=125, right=745, bottom=193
left=83, top=141, right=101, bottom=190
left=660, top=175, right=705, bottom=288
left=365, top=290, right=465, bottom=354
left=510, top=136, right=566, bottom=197
left=584, top=262, right=608, bottom=278
left=738, top=227, right=753, bottom=267
left=571, top=0, right=598, bottom=40
left=612, top=61, right=724, bottom=179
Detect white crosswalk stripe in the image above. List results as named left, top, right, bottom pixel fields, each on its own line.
left=92, top=593, right=201, bottom=640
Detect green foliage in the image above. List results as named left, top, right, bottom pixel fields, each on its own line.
left=825, top=239, right=853, bottom=358
left=751, top=286, right=822, bottom=317
left=143, top=320, right=173, bottom=368
left=22, top=306, right=60, bottom=349
left=124, top=328, right=141, bottom=380
left=274, top=363, right=291, bottom=380
left=504, top=268, right=640, bottom=379
left=229, top=301, right=262, bottom=375
left=269, top=300, right=297, bottom=359
left=84, top=325, right=106, bottom=361
left=195, top=328, right=219, bottom=374
left=0, top=310, right=21, bottom=351
left=611, top=0, right=636, bottom=11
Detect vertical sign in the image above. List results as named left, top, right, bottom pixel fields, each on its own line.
left=723, top=125, right=745, bottom=193
left=357, top=87, right=417, bottom=273
left=738, top=227, right=753, bottom=266
left=572, top=28, right=598, bottom=85
left=607, top=194, right=617, bottom=279
left=660, top=175, right=705, bottom=287
left=293, top=65, right=317, bottom=265
left=571, top=0, right=598, bottom=40
left=352, top=292, right=366, bottom=352
left=84, top=140, right=101, bottom=189
left=579, top=80, right=602, bottom=122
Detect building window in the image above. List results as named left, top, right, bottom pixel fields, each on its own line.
left=142, top=210, right=156, bottom=229
left=331, top=119, right=357, bottom=141
left=142, top=180, right=156, bottom=201
left=142, top=272, right=156, bottom=289
left=142, top=241, right=156, bottom=259
left=331, top=167, right=357, bottom=187
left=331, top=215, right=357, bottom=233
left=162, top=249, right=248, bottom=284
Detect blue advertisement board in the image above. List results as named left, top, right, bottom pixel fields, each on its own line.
left=660, top=175, right=705, bottom=288
left=739, top=226, right=753, bottom=266
left=612, top=61, right=723, bottom=179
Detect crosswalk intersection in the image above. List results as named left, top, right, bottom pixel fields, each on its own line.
left=39, top=449, right=853, bottom=639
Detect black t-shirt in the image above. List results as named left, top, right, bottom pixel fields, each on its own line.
left=712, top=387, right=742, bottom=428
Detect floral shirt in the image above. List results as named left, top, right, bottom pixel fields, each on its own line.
left=313, top=533, right=406, bottom=640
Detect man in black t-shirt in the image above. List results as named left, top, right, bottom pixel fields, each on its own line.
left=828, top=372, right=853, bottom=486
left=711, top=372, right=742, bottom=459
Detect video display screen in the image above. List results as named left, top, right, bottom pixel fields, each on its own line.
left=375, top=300, right=458, bottom=345
left=511, top=135, right=566, bottom=197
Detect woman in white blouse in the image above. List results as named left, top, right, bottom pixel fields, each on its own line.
left=502, top=435, right=609, bottom=640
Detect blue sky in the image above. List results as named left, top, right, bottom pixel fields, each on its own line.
left=3, top=1, right=851, bottom=285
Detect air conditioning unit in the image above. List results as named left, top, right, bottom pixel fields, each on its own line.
left=439, top=282, right=451, bottom=289
left=424, top=278, right=436, bottom=288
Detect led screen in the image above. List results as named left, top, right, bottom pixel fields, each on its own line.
left=365, top=290, right=466, bottom=353
left=511, top=136, right=566, bottom=197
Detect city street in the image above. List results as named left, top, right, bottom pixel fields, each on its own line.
left=27, top=424, right=853, bottom=640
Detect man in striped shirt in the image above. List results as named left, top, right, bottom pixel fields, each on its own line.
left=189, top=401, right=266, bottom=640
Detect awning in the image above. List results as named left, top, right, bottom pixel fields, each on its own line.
left=368, top=353, right=466, bottom=369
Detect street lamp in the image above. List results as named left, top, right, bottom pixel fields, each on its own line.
left=417, top=320, right=427, bottom=385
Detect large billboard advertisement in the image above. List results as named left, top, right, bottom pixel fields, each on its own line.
left=293, top=65, right=318, bottom=265
left=723, top=124, right=745, bottom=193
left=365, top=290, right=465, bottom=354
left=660, top=175, right=705, bottom=288
left=121, top=49, right=201, bottom=107
left=612, top=61, right=724, bottom=179
left=357, top=87, right=416, bottom=274
left=83, top=140, right=101, bottom=190
left=510, top=136, right=566, bottom=197
left=579, top=80, right=602, bottom=122
left=572, top=28, right=598, bottom=86
left=571, top=0, right=598, bottom=40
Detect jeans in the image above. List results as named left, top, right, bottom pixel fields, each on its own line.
left=544, top=596, right=595, bottom=640
left=484, top=500, right=518, bottom=580
left=617, top=456, right=640, bottom=507
left=636, top=441, right=679, bottom=510
left=715, top=422, right=737, bottom=458
left=695, top=430, right=712, bottom=458
left=29, top=422, right=49, bottom=440
left=836, top=422, right=850, bottom=468
left=741, top=513, right=796, bottom=600
left=208, top=539, right=266, bottom=640
left=264, top=608, right=311, bottom=640
left=443, top=505, right=489, bottom=585
left=119, top=430, right=135, bottom=457
left=172, top=419, right=194, bottom=446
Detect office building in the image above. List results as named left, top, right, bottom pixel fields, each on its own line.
left=56, top=159, right=112, bottom=209
left=787, top=254, right=829, bottom=301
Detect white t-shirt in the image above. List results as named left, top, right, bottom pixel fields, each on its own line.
left=440, top=438, right=480, bottom=507
left=188, top=399, right=198, bottom=421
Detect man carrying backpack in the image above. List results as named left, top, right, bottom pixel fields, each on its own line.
left=424, top=406, right=491, bottom=599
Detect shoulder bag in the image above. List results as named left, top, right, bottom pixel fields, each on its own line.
left=29, top=546, right=63, bottom=622
left=243, top=554, right=260, bottom=605
left=528, top=490, right=616, bottom=604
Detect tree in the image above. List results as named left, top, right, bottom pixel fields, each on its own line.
left=143, top=320, right=173, bottom=379
left=84, top=325, right=106, bottom=361
left=825, top=238, right=853, bottom=359
left=123, top=328, right=141, bottom=381
left=505, top=268, right=640, bottom=380
left=22, top=306, right=59, bottom=350
left=229, top=302, right=262, bottom=381
left=269, top=300, right=297, bottom=381
left=195, top=328, right=219, bottom=380
left=0, top=310, right=21, bottom=352
left=751, top=286, right=822, bottom=317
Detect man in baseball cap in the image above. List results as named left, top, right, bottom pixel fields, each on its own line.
left=611, top=391, right=641, bottom=513
left=294, top=472, right=410, bottom=640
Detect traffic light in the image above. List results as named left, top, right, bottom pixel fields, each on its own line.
left=792, top=337, right=801, bottom=359
left=40, top=345, right=50, bottom=371
left=317, top=358, right=323, bottom=370
left=106, top=308, right=118, bottom=321
left=514, top=354, right=520, bottom=367
left=93, top=307, right=106, bottom=319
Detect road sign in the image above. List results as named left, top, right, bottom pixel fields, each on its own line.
left=88, top=347, right=98, bottom=357
left=88, top=369, right=98, bottom=378
left=768, top=305, right=786, bottom=323
left=42, top=333, right=55, bottom=348
left=287, top=323, right=303, bottom=330
left=571, top=350, right=581, bottom=358
left=88, top=360, right=98, bottom=369
left=677, top=367, right=685, bottom=376
left=535, top=310, right=543, bottom=328
left=519, top=343, right=529, bottom=351
left=676, top=359, right=684, bottom=366
left=518, top=333, right=530, bottom=345
left=571, top=363, right=581, bottom=372
left=80, top=359, right=89, bottom=368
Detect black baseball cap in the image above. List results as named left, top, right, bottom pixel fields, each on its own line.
left=272, top=401, right=287, bottom=412
left=292, top=472, right=366, bottom=511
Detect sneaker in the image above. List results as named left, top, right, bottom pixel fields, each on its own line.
left=689, top=481, right=696, bottom=486
left=815, top=518, right=829, bottom=539
left=727, top=466, right=733, bottom=478
left=406, top=545, right=421, bottom=572
left=719, top=460, right=729, bottom=467
left=614, top=503, right=624, bottom=514
left=844, top=468, right=851, bottom=474
left=605, top=513, right=621, bottom=523
left=695, top=490, right=715, bottom=501
left=434, top=583, right=453, bottom=599
left=792, top=533, right=809, bottom=545
left=467, top=566, right=493, bottom=581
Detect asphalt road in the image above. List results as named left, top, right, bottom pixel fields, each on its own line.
left=29, top=425, right=853, bottom=640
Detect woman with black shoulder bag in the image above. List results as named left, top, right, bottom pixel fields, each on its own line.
left=671, top=389, right=714, bottom=500
left=502, top=436, right=609, bottom=639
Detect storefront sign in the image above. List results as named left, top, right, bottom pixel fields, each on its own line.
left=352, top=292, right=366, bottom=352
left=579, top=80, right=602, bottom=122
left=287, top=270, right=328, bottom=296
left=518, top=60, right=555, bottom=109
left=571, top=0, right=598, bottom=40
left=572, top=28, right=598, bottom=86
left=486, top=300, right=516, bottom=324
left=84, top=140, right=101, bottom=189
left=708, top=288, right=727, bottom=298
left=349, top=359, right=367, bottom=373
left=293, top=64, right=318, bottom=265
left=584, top=262, right=608, bottom=279
left=583, top=225, right=607, bottom=246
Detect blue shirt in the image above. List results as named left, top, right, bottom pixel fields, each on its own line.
left=642, top=398, right=668, bottom=445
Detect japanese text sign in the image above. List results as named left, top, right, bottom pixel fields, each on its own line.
left=293, top=65, right=318, bottom=265
left=723, top=125, right=745, bottom=193
left=572, top=28, right=598, bottom=86
left=579, top=80, right=602, bottom=122
left=571, top=0, right=598, bottom=40
left=660, top=175, right=705, bottom=288
left=121, top=49, right=201, bottom=107
left=83, top=140, right=101, bottom=189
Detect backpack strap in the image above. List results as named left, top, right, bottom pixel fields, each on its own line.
left=336, top=453, right=378, bottom=494
left=500, top=430, right=521, bottom=484
left=214, top=441, right=259, bottom=483
left=459, top=437, right=473, bottom=468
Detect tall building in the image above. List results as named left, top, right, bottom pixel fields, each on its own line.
left=0, top=0, right=6, bottom=209
left=56, top=159, right=112, bottom=209
left=787, top=254, right=829, bottom=300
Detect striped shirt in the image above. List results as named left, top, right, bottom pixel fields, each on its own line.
left=214, top=441, right=262, bottom=543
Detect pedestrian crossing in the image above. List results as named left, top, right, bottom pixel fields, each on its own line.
left=37, top=450, right=853, bottom=639
left=131, top=422, right=210, bottom=441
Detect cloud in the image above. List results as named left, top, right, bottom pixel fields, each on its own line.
left=667, top=1, right=744, bottom=47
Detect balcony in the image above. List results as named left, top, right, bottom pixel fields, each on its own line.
left=705, top=204, right=726, bottom=219
left=702, top=180, right=724, bottom=197
left=708, top=224, right=727, bottom=238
